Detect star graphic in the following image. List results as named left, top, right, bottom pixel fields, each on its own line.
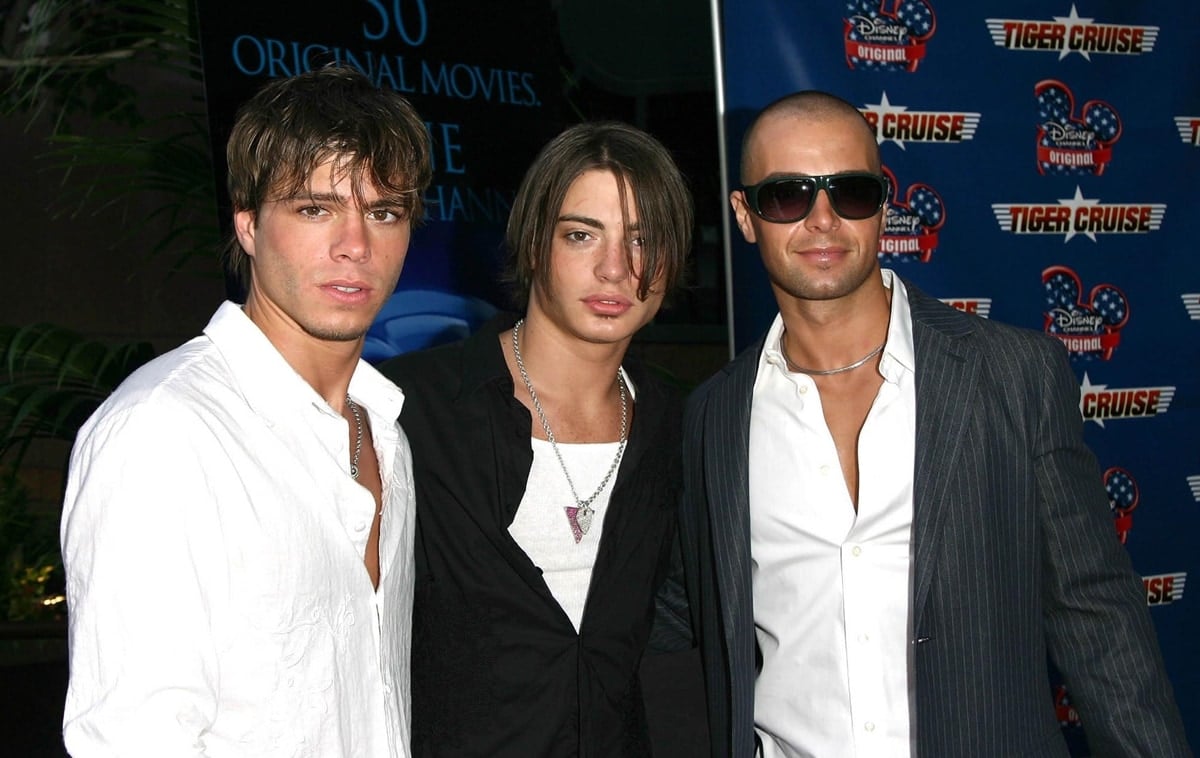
left=863, top=91, right=909, bottom=150
left=1079, top=372, right=1107, bottom=426
left=1057, top=186, right=1100, bottom=242
left=1052, top=4, right=1096, bottom=61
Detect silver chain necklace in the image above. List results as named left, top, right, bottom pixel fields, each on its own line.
left=780, top=338, right=885, bottom=376
left=512, top=319, right=627, bottom=543
left=346, top=395, right=363, bottom=480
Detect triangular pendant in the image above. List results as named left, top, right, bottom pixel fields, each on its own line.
left=564, top=506, right=588, bottom=543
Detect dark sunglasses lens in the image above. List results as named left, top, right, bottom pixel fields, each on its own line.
left=756, top=179, right=814, bottom=222
left=829, top=176, right=885, bottom=219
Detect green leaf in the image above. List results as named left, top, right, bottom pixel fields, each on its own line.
left=0, top=324, right=155, bottom=463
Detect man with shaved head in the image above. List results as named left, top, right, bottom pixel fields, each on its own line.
left=663, top=91, right=1189, bottom=757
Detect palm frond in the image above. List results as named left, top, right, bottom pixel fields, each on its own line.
left=0, top=323, right=155, bottom=462
left=2, top=0, right=217, bottom=277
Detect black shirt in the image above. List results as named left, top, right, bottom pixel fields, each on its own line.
left=381, top=314, right=683, bottom=757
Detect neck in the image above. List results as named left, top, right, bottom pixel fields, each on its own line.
left=242, top=299, right=361, bottom=409
left=506, top=315, right=630, bottom=444
left=777, top=276, right=891, bottom=372
left=506, top=312, right=628, bottom=399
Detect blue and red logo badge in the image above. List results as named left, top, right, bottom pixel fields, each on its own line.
left=1042, top=266, right=1128, bottom=359
left=879, top=165, right=944, bottom=262
left=844, top=0, right=935, bottom=72
left=1036, top=80, right=1121, bottom=175
left=1104, top=466, right=1139, bottom=544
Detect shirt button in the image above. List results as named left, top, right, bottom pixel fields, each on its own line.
left=798, top=384, right=808, bottom=395
left=864, top=721, right=876, bottom=733
left=851, top=546, right=863, bottom=557
left=858, top=633, right=870, bottom=643
left=355, top=521, right=368, bottom=532
left=818, top=464, right=831, bottom=476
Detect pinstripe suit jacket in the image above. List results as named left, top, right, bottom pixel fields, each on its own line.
left=676, top=279, right=1190, bottom=757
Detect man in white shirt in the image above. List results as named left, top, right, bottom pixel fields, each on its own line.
left=668, top=91, right=1189, bottom=757
left=60, top=65, right=431, bottom=757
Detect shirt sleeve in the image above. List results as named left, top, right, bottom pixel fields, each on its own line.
left=61, top=400, right=228, bottom=758
left=1034, top=340, right=1190, bottom=756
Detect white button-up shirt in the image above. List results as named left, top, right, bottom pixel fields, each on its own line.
left=750, top=270, right=917, bottom=758
left=61, top=301, right=415, bottom=757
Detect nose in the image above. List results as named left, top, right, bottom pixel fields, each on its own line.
left=595, top=236, right=632, bottom=282
left=803, top=187, right=840, bottom=231
left=334, top=213, right=370, bottom=261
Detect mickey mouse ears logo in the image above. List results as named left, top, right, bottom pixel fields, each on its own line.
left=1104, top=466, right=1139, bottom=544
left=1036, top=79, right=1122, bottom=175
left=844, top=0, right=936, bottom=72
left=879, top=165, right=944, bottom=262
left=1042, top=266, right=1128, bottom=360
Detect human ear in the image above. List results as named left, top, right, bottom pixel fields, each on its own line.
left=233, top=209, right=258, bottom=257
left=729, top=190, right=758, bottom=244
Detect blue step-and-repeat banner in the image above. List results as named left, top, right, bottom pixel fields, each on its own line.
left=717, top=1, right=1199, bottom=751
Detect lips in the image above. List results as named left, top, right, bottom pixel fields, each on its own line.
left=321, top=280, right=372, bottom=303
left=792, top=243, right=851, bottom=262
left=583, top=294, right=632, bottom=316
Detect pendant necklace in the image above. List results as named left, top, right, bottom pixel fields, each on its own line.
left=513, top=319, right=627, bottom=543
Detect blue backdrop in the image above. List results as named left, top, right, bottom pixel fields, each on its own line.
left=196, top=0, right=567, bottom=361
left=717, top=1, right=1199, bottom=751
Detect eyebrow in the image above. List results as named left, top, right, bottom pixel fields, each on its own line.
left=557, top=213, right=640, bottom=230
left=287, top=191, right=348, bottom=205
left=287, top=192, right=407, bottom=210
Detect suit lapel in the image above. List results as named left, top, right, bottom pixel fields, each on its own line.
left=705, top=343, right=761, bottom=658
left=908, top=285, right=981, bottom=627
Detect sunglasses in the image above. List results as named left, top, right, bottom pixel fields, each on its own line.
left=742, top=172, right=888, bottom=223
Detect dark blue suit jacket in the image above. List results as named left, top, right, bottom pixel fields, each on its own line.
left=671, top=279, right=1190, bottom=757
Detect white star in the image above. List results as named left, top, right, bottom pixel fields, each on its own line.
left=863, top=91, right=909, bottom=150
left=1079, top=372, right=1108, bottom=426
left=1053, top=4, right=1096, bottom=61
left=1057, top=186, right=1101, bottom=242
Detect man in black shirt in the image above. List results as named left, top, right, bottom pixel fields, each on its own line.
left=382, top=121, right=694, bottom=756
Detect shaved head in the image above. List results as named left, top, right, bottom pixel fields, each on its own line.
left=740, top=91, right=881, bottom=182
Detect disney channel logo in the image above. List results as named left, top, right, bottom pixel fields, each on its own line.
left=1042, top=266, right=1127, bottom=359
left=844, top=0, right=936, bottom=72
